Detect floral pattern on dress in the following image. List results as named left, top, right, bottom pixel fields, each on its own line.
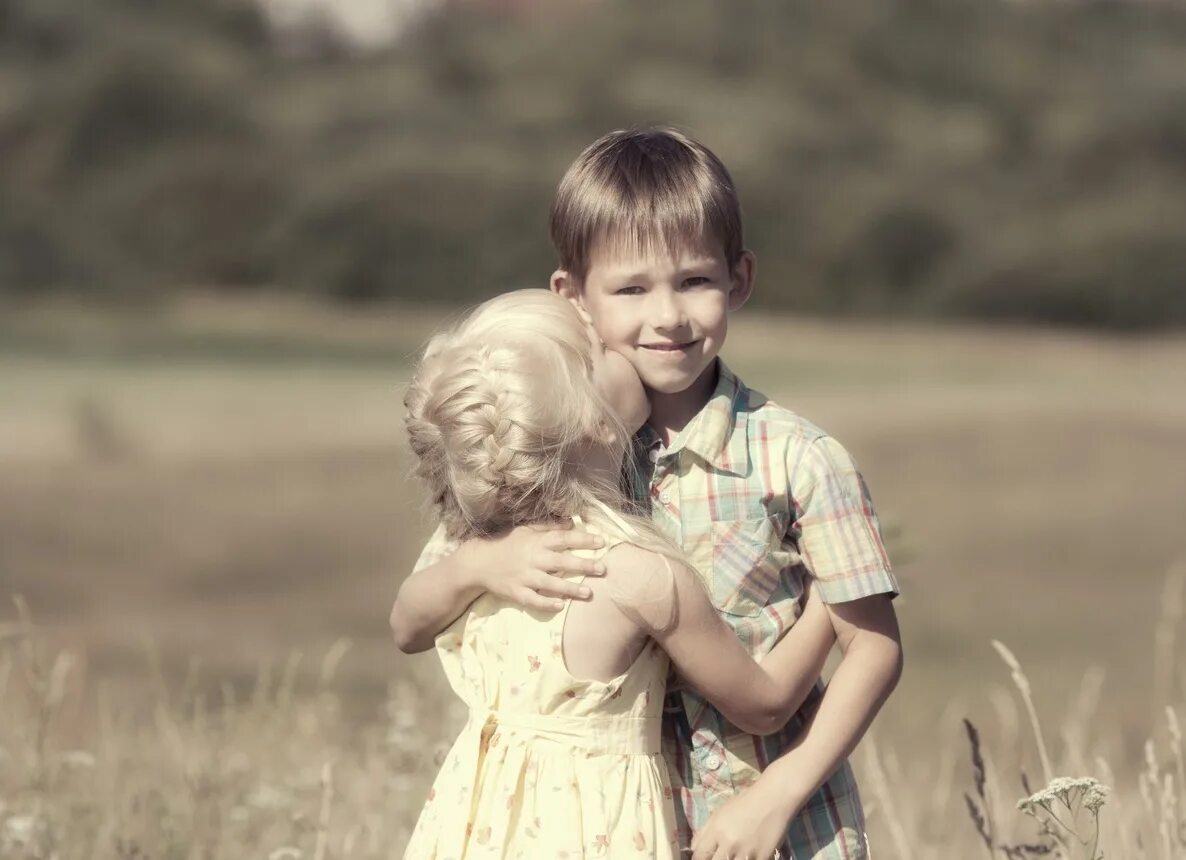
left=403, top=510, right=679, bottom=860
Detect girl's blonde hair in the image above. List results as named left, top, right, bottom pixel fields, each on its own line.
left=404, top=289, right=682, bottom=571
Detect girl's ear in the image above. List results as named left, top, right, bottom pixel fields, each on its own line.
left=550, top=269, right=593, bottom=324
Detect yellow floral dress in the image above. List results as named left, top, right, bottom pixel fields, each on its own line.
left=403, top=509, right=678, bottom=860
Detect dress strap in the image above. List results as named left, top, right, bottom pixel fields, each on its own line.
left=586, top=496, right=641, bottom=540
left=571, top=513, right=611, bottom=555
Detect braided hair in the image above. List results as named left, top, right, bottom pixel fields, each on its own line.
left=404, top=289, right=690, bottom=630
left=405, top=290, right=608, bottom=539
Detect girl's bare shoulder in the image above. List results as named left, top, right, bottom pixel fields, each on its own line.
left=596, top=542, right=690, bottom=633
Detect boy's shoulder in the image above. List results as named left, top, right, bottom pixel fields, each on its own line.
left=730, top=370, right=829, bottom=448
left=725, top=373, right=876, bottom=507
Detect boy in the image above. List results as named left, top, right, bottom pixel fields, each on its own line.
left=391, top=128, right=902, bottom=860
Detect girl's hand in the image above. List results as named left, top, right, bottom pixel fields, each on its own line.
left=468, top=522, right=606, bottom=612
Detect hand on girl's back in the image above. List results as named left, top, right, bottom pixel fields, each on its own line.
left=468, top=522, right=608, bottom=612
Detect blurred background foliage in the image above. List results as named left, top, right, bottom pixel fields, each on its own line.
left=2, top=0, right=1186, bottom=328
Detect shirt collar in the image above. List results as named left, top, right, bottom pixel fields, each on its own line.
left=636, top=360, right=750, bottom=476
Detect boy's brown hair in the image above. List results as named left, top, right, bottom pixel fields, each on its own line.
left=549, top=127, right=744, bottom=281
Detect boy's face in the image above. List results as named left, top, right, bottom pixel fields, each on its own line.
left=552, top=238, right=754, bottom=399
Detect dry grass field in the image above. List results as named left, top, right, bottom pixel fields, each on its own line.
left=1, top=295, right=1184, bottom=858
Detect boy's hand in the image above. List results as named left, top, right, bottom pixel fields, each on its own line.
left=690, top=778, right=790, bottom=860
left=469, top=522, right=606, bottom=612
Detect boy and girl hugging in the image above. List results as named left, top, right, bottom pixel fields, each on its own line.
left=391, top=128, right=903, bottom=860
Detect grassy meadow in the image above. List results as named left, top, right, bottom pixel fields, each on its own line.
left=1, top=295, right=1184, bottom=858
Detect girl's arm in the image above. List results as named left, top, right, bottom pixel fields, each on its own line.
left=608, top=545, right=836, bottom=736
left=390, top=524, right=606, bottom=653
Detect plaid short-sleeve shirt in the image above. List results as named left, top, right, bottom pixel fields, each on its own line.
left=628, top=361, right=898, bottom=858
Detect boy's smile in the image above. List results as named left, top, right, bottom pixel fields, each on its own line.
left=552, top=239, right=754, bottom=434
left=640, top=339, right=699, bottom=357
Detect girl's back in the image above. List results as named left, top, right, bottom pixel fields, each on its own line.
left=402, top=509, right=679, bottom=860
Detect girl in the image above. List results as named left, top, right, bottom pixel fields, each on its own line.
left=401, top=290, right=834, bottom=860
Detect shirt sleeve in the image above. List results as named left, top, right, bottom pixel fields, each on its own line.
left=789, top=434, right=899, bottom=604
left=412, top=522, right=461, bottom=574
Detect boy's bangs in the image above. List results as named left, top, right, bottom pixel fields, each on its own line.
left=591, top=208, right=721, bottom=273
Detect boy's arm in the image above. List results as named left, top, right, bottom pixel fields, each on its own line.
left=390, top=522, right=607, bottom=653
left=763, top=594, right=902, bottom=799
left=690, top=595, right=902, bottom=860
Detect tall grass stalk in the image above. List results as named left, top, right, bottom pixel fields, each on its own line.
left=991, top=639, right=1054, bottom=786
left=1154, top=563, right=1185, bottom=715
left=863, top=736, right=912, bottom=860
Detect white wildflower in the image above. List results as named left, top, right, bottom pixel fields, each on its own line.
left=1017, top=776, right=1110, bottom=815
left=1015, top=775, right=1110, bottom=860
left=1083, top=780, right=1109, bottom=813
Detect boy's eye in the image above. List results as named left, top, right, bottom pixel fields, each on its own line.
left=614, top=286, right=644, bottom=296
left=682, top=276, right=711, bottom=288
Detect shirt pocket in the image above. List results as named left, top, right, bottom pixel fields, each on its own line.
left=709, top=516, right=782, bottom=617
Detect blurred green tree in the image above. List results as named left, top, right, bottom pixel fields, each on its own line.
left=1, top=0, right=1184, bottom=328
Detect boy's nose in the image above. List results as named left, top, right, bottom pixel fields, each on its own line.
left=649, top=290, right=686, bottom=332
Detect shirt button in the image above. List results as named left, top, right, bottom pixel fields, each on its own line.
left=659, top=492, right=670, bottom=504
left=648, top=448, right=661, bottom=463
left=704, top=753, right=722, bottom=771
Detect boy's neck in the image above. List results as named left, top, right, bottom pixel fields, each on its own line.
left=645, top=360, right=719, bottom=448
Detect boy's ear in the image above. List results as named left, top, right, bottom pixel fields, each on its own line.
left=550, top=269, right=592, bottom=323
left=727, top=250, right=756, bottom=312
